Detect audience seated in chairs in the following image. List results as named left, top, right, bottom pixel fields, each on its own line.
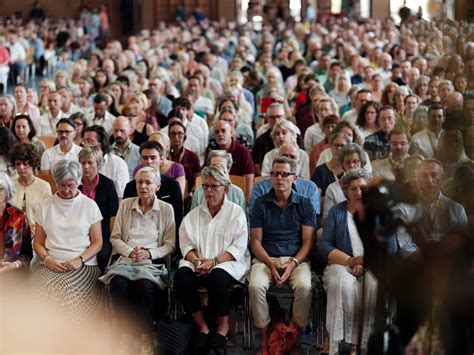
left=174, top=165, right=250, bottom=354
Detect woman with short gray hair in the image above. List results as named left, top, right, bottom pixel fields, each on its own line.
left=51, top=159, right=83, bottom=183
left=31, top=158, right=104, bottom=323
left=323, top=145, right=368, bottom=219
left=201, top=165, right=231, bottom=187
left=0, top=172, right=32, bottom=276
left=319, top=167, right=395, bottom=354
left=190, top=151, right=246, bottom=211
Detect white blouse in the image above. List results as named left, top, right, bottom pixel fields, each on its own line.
left=347, top=212, right=364, bottom=257
left=35, top=193, right=103, bottom=265
left=179, top=197, right=250, bottom=282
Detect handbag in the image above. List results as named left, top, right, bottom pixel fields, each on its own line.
left=155, top=316, right=195, bottom=355
left=267, top=307, right=301, bottom=355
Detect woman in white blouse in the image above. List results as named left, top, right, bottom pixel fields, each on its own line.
left=174, top=165, right=250, bottom=353
left=9, top=143, right=51, bottom=233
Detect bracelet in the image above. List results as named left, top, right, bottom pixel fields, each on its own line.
left=15, top=261, right=22, bottom=269
left=346, top=256, right=352, bottom=266
left=291, top=257, right=299, bottom=266
left=79, top=256, right=85, bottom=266
left=43, top=255, right=51, bottom=264
left=213, top=257, right=219, bottom=267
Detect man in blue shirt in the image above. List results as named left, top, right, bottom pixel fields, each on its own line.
left=249, top=156, right=317, bottom=353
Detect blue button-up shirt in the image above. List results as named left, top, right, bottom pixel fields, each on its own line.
left=250, top=189, right=317, bottom=257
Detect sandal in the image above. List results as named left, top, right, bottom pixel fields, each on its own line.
left=209, top=332, right=229, bottom=349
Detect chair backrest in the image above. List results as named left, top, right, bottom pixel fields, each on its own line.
left=229, top=175, right=247, bottom=193
left=37, top=172, right=57, bottom=194
left=37, top=136, right=56, bottom=149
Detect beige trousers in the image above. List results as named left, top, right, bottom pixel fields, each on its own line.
left=248, top=257, right=312, bottom=328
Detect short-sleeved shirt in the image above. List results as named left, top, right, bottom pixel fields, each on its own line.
left=250, top=189, right=317, bottom=257
left=35, top=193, right=103, bottom=265
left=228, top=140, right=254, bottom=176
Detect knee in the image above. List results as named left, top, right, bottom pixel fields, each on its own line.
left=294, top=277, right=312, bottom=295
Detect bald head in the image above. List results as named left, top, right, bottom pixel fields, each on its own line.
left=112, top=116, right=131, bottom=146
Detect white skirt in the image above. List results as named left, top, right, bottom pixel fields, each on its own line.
left=323, top=264, right=378, bottom=354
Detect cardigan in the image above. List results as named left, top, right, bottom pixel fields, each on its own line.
left=319, top=201, right=397, bottom=264
left=110, top=197, right=176, bottom=260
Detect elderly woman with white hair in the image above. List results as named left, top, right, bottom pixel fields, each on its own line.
left=261, top=120, right=310, bottom=179
left=100, top=166, right=175, bottom=347
left=319, top=169, right=397, bottom=354
left=31, top=159, right=103, bottom=322
left=0, top=172, right=32, bottom=278
left=174, top=165, right=250, bottom=353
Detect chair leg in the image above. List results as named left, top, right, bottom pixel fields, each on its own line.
left=243, top=287, right=251, bottom=350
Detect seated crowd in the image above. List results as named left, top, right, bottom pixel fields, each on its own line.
left=1, top=7, right=473, bottom=355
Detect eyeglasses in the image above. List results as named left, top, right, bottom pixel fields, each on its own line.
left=202, top=184, right=225, bottom=191
left=56, top=130, right=74, bottom=135
left=169, top=132, right=185, bottom=137
left=270, top=171, right=295, bottom=178
left=57, top=182, right=78, bottom=191
left=281, top=154, right=298, bottom=160
left=332, top=143, right=346, bottom=148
